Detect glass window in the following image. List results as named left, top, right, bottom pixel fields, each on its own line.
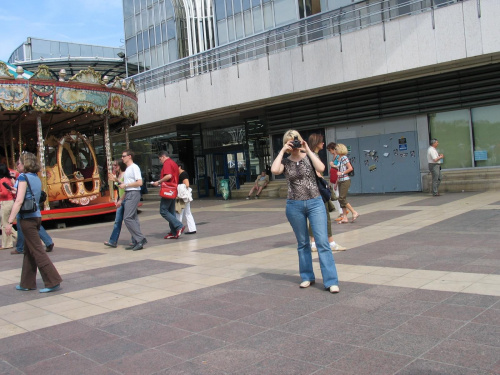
left=141, top=0, right=147, bottom=11
left=243, top=0, right=251, bottom=10
left=161, top=22, right=167, bottom=41
left=154, top=2, right=160, bottom=24
left=143, top=29, right=150, bottom=48
left=162, top=42, right=169, bottom=62
left=167, top=19, right=176, bottom=40
left=148, top=7, right=154, bottom=26
left=68, top=43, right=80, bottom=57
left=168, top=40, right=178, bottom=61
left=217, top=20, right=228, bottom=45
left=235, top=13, right=244, bottom=39
left=142, top=11, right=148, bottom=31
left=81, top=45, right=92, bottom=57
left=429, top=109, right=472, bottom=169
left=137, top=32, right=144, bottom=51
left=155, top=24, right=162, bottom=44
left=253, top=6, right=263, bottom=32
left=263, top=2, right=273, bottom=29
left=274, top=0, right=297, bottom=26
left=126, top=37, right=137, bottom=56
left=59, top=42, right=69, bottom=56
left=215, top=0, right=226, bottom=20
left=234, top=0, right=242, bottom=13
left=252, top=0, right=260, bottom=6
left=135, top=13, right=142, bottom=31
left=226, top=0, right=233, bottom=16
left=244, top=10, right=253, bottom=36
left=125, top=17, right=135, bottom=38
left=227, top=16, right=235, bottom=42
left=150, top=46, right=158, bottom=68
left=165, top=1, right=174, bottom=18
left=144, top=49, right=151, bottom=70
left=124, top=0, right=134, bottom=17
left=471, top=105, right=500, bottom=167
left=137, top=52, right=145, bottom=72
left=148, top=28, right=155, bottom=47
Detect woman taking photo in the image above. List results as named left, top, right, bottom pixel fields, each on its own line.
left=335, top=143, right=359, bottom=224
left=307, top=134, right=345, bottom=251
left=5, top=152, right=62, bottom=293
left=271, top=130, right=339, bottom=293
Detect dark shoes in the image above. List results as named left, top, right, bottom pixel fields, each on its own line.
left=10, top=250, right=23, bottom=255
left=46, top=243, right=54, bottom=252
left=104, top=241, right=117, bottom=248
left=185, top=231, right=196, bottom=235
left=126, top=238, right=147, bottom=251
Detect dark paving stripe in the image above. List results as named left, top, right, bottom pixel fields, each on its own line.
left=0, top=259, right=192, bottom=306
left=0, top=273, right=498, bottom=374
left=400, top=191, right=481, bottom=206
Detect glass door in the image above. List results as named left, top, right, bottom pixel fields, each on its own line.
left=195, top=155, right=209, bottom=198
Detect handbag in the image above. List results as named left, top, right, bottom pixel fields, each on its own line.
left=159, top=181, right=178, bottom=199
left=19, top=174, right=38, bottom=214
left=348, top=166, right=355, bottom=177
left=307, top=156, right=331, bottom=203
left=330, top=167, right=338, bottom=183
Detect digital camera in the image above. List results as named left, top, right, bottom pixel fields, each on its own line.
left=291, top=136, right=302, bottom=149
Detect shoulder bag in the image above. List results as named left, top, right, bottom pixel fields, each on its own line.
left=307, top=156, right=331, bottom=203
left=159, top=181, right=178, bottom=199
left=19, top=174, right=38, bottom=214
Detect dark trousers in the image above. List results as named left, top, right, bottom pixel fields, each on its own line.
left=20, top=218, right=62, bottom=289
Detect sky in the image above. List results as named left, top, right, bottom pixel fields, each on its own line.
left=0, top=0, right=125, bottom=62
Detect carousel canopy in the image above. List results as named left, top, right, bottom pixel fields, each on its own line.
left=0, top=62, right=138, bottom=150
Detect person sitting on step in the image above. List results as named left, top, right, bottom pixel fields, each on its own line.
left=246, top=171, right=269, bottom=199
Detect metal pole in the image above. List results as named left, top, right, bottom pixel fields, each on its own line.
left=9, top=123, right=15, bottom=169
left=103, top=115, right=114, bottom=202
left=36, top=113, right=49, bottom=210
left=2, top=124, right=8, bottom=167
left=125, top=124, right=130, bottom=149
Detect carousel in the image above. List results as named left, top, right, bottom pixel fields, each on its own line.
left=0, top=61, right=138, bottom=220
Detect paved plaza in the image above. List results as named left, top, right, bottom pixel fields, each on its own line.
left=0, top=191, right=499, bottom=374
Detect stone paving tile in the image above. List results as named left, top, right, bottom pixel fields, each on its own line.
left=365, top=330, right=441, bottom=357
left=79, top=338, right=147, bottom=364
left=156, top=334, right=226, bottom=360
left=154, top=360, right=227, bottom=374
left=422, top=339, right=500, bottom=372
left=328, top=348, right=413, bottom=375
left=236, top=354, right=321, bottom=375
left=444, top=292, right=499, bottom=308
left=191, top=344, right=269, bottom=373
left=124, top=324, right=192, bottom=348
left=395, top=359, right=486, bottom=375
left=200, top=321, right=267, bottom=343
left=421, top=303, right=486, bottom=321
left=450, top=322, right=500, bottom=347
left=104, top=349, right=183, bottom=375
left=395, top=315, right=466, bottom=339
left=472, top=308, right=500, bottom=326
left=0, top=341, right=69, bottom=369
left=22, top=352, right=100, bottom=375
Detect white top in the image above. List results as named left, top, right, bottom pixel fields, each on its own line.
left=123, top=163, right=142, bottom=191
left=427, top=146, right=440, bottom=164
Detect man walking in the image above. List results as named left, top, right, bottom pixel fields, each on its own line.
left=427, top=138, right=444, bottom=196
left=152, top=151, right=184, bottom=239
left=119, top=149, right=147, bottom=250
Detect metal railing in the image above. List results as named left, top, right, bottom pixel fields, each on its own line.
left=132, top=0, right=460, bottom=93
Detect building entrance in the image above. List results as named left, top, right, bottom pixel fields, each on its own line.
left=212, top=151, right=247, bottom=197
left=338, top=131, right=421, bottom=194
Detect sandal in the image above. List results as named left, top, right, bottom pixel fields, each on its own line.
left=352, top=213, right=360, bottom=223
left=337, top=217, right=348, bottom=224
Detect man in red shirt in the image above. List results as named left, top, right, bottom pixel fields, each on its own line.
left=151, top=151, right=184, bottom=239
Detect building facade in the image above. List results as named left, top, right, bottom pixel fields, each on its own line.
left=119, top=0, right=500, bottom=196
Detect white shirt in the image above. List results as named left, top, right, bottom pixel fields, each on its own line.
left=123, top=163, right=142, bottom=191
left=427, top=146, right=440, bottom=164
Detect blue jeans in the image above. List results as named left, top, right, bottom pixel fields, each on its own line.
left=16, top=214, right=53, bottom=252
left=108, top=203, right=124, bottom=245
left=286, top=196, right=339, bottom=288
left=160, top=197, right=183, bottom=234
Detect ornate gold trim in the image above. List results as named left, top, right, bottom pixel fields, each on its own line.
left=31, top=65, right=55, bottom=80
left=69, top=67, right=104, bottom=85
left=0, top=62, right=15, bottom=79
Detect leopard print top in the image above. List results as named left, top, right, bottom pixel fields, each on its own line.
left=282, top=156, right=320, bottom=201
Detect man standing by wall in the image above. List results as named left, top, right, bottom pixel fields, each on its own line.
left=427, top=139, right=444, bottom=196
left=152, top=151, right=184, bottom=239
left=119, top=149, right=147, bottom=250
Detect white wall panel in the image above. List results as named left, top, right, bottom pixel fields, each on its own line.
left=434, top=3, right=467, bottom=63
left=398, top=15, right=420, bottom=71
left=479, top=0, right=500, bottom=54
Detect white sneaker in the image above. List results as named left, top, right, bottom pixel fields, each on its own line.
left=329, top=285, right=340, bottom=293
left=311, top=242, right=317, bottom=252
left=331, top=242, right=347, bottom=251
left=300, top=280, right=315, bottom=288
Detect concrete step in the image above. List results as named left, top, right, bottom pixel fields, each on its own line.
left=422, top=167, right=500, bottom=193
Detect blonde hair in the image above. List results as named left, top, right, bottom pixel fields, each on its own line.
left=283, top=130, right=304, bottom=153
left=335, top=143, right=348, bottom=156
left=19, top=152, right=40, bottom=173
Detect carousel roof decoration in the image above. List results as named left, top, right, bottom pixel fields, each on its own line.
left=0, top=62, right=138, bottom=140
